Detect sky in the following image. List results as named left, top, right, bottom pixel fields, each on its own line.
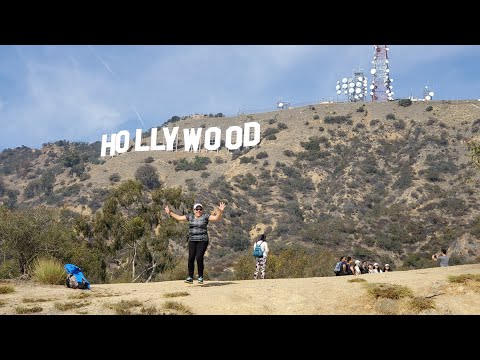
left=0, top=45, right=479, bottom=151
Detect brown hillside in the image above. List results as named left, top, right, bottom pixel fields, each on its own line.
left=2, top=99, right=480, bottom=279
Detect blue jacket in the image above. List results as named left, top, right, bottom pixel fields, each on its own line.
left=64, top=263, right=91, bottom=290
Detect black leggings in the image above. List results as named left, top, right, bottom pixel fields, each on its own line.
left=188, top=241, right=209, bottom=278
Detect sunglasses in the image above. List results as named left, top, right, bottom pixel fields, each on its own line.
left=194, top=208, right=203, bottom=211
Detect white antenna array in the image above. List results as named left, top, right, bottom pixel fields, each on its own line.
left=423, top=85, right=435, bottom=101
left=277, top=99, right=290, bottom=110
left=335, top=69, right=368, bottom=102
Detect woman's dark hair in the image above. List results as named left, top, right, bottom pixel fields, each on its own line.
left=259, top=234, right=266, bottom=241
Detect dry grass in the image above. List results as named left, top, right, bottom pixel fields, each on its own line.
left=0, top=285, right=15, bottom=294
left=15, top=306, right=43, bottom=314
left=141, top=306, right=158, bottom=315
left=68, top=292, right=91, bottom=299
left=23, top=297, right=53, bottom=303
left=408, top=297, right=436, bottom=313
left=365, top=283, right=413, bottom=299
left=162, top=301, right=193, bottom=315
left=32, top=258, right=65, bottom=285
left=163, top=291, right=190, bottom=298
left=448, top=274, right=480, bottom=283
left=0, top=300, right=6, bottom=306
left=106, top=299, right=143, bottom=315
left=374, top=298, right=399, bottom=315
left=54, top=301, right=91, bottom=311
left=448, top=273, right=480, bottom=293
left=348, top=278, right=367, bottom=283
left=92, top=292, right=121, bottom=298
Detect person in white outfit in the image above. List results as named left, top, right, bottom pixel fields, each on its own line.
left=253, top=234, right=269, bottom=280
left=354, top=260, right=362, bottom=275
left=373, top=263, right=383, bottom=273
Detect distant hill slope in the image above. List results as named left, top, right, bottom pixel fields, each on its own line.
left=1, top=99, right=480, bottom=274
left=1, top=264, right=480, bottom=315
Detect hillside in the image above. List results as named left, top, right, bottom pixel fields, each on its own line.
left=1, top=99, right=480, bottom=282
left=1, top=264, right=480, bottom=315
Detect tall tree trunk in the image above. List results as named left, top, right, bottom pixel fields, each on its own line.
left=131, top=240, right=137, bottom=281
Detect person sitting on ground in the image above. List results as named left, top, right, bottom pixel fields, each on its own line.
left=383, top=264, right=392, bottom=272
left=372, top=263, right=383, bottom=273
left=337, top=256, right=348, bottom=276
left=354, top=260, right=362, bottom=275
left=346, top=256, right=355, bottom=275
left=368, top=263, right=375, bottom=273
left=432, top=248, right=449, bottom=267
left=360, top=261, right=369, bottom=274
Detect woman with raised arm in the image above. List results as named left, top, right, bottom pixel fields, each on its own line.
left=165, top=201, right=226, bottom=284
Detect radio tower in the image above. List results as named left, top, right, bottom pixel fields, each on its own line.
left=370, top=45, right=394, bottom=102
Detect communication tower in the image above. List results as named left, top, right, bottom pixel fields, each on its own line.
left=277, top=99, right=290, bottom=110
left=335, top=69, right=368, bottom=102
left=423, top=85, right=435, bottom=101
left=370, top=45, right=394, bottom=102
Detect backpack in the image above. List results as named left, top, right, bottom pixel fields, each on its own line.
left=253, top=241, right=264, bottom=258
left=64, top=263, right=91, bottom=290
left=334, top=261, right=342, bottom=274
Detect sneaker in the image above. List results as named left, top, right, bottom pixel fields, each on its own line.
left=184, top=277, right=193, bottom=284
left=198, top=277, right=204, bottom=284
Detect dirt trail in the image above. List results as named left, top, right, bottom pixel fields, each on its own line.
left=1, top=264, right=479, bottom=315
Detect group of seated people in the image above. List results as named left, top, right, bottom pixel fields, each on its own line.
left=336, top=256, right=392, bottom=276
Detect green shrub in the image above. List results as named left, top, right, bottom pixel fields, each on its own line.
left=32, top=257, right=66, bottom=285
left=398, top=98, right=412, bottom=107
left=135, top=164, right=161, bottom=189
left=426, top=106, right=433, bottom=112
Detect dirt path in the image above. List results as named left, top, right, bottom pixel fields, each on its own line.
left=1, top=264, right=479, bottom=315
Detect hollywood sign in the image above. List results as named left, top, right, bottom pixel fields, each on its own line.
left=101, top=122, right=261, bottom=157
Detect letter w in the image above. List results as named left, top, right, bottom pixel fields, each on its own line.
left=183, top=128, right=203, bottom=152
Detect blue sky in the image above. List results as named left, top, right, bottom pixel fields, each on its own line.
left=0, top=45, right=479, bottom=151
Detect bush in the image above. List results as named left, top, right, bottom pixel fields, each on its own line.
left=426, top=106, right=433, bottom=112
left=144, top=157, right=155, bottom=163
left=32, top=258, right=66, bottom=285
left=135, top=164, right=161, bottom=189
left=365, top=283, right=413, bottom=299
left=109, top=173, right=121, bottom=182
left=398, top=98, right=412, bottom=107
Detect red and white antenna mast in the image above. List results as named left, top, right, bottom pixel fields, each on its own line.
left=370, top=45, right=394, bottom=102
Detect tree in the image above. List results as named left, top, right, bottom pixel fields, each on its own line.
left=135, top=164, right=162, bottom=190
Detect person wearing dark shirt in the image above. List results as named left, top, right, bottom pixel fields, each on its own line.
left=165, top=201, right=226, bottom=284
